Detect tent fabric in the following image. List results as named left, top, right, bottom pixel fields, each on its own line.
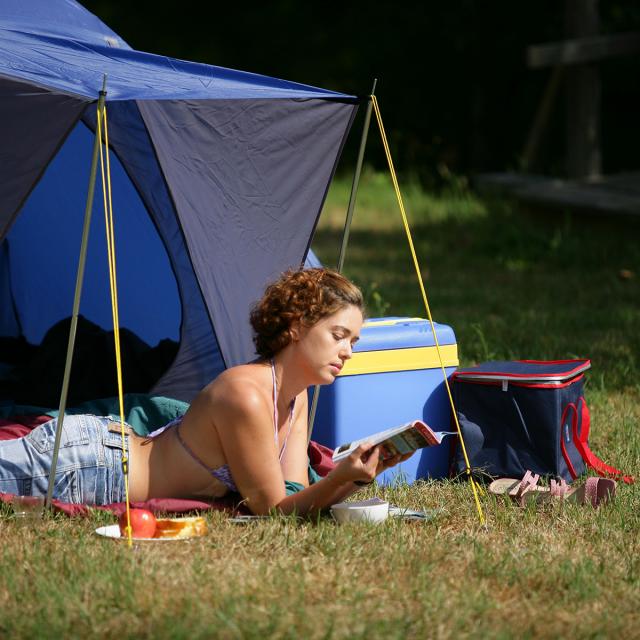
left=0, top=76, right=90, bottom=239
left=81, top=103, right=223, bottom=397
left=141, top=98, right=354, bottom=366
left=0, top=1, right=352, bottom=102
left=0, top=0, right=358, bottom=402
left=5, top=120, right=182, bottom=347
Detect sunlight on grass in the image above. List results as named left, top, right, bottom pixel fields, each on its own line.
left=1, top=468, right=638, bottom=638
left=0, top=174, right=638, bottom=638
left=314, top=171, right=640, bottom=391
left=319, top=166, right=488, bottom=233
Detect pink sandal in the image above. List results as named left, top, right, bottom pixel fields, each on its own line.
left=489, top=471, right=617, bottom=508
left=550, top=476, right=617, bottom=507
left=488, top=470, right=543, bottom=506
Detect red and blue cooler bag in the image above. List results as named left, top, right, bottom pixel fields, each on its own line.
left=452, top=359, right=633, bottom=483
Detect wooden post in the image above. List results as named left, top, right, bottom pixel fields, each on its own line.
left=565, top=0, right=601, bottom=180
left=527, top=0, right=639, bottom=180
left=521, top=65, right=565, bottom=171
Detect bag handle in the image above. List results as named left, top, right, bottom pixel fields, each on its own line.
left=574, top=399, right=634, bottom=485
left=560, top=403, right=580, bottom=480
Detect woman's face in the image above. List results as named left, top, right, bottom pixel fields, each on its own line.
left=293, top=304, right=364, bottom=385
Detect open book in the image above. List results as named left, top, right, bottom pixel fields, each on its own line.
left=332, top=420, right=455, bottom=463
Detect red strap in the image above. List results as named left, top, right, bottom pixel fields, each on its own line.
left=573, top=399, right=635, bottom=485
left=560, top=403, right=579, bottom=480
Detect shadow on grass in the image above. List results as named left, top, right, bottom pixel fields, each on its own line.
left=313, top=197, right=640, bottom=391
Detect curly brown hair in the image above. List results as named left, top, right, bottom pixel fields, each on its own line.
left=250, top=268, right=365, bottom=359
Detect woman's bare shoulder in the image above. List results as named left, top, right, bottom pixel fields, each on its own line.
left=198, top=363, right=271, bottom=416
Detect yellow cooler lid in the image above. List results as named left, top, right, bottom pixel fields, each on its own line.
left=340, top=317, right=458, bottom=376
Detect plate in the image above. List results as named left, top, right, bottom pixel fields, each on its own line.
left=94, top=524, right=204, bottom=541
left=227, top=515, right=274, bottom=524
left=388, top=506, right=443, bottom=521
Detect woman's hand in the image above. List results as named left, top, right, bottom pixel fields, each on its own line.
left=376, top=450, right=414, bottom=476
left=329, top=443, right=415, bottom=486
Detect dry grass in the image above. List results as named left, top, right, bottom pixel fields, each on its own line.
left=1, top=457, right=638, bottom=639
left=0, top=175, right=638, bottom=638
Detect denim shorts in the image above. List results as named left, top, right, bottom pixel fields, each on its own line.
left=0, top=414, right=130, bottom=505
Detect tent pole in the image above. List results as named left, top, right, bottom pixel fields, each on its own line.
left=44, top=77, right=108, bottom=511
left=337, top=78, right=377, bottom=272
left=307, top=79, right=377, bottom=444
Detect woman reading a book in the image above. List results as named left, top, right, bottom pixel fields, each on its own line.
left=0, top=268, right=411, bottom=514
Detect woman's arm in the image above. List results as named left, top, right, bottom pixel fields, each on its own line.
left=275, top=444, right=411, bottom=516
left=210, top=374, right=411, bottom=516
left=272, top=389, right=412, bottom=515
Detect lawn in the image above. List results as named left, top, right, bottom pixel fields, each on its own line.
left=0, top=173, right=638, bottom=639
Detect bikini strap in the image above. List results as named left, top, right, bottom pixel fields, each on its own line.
left=279, top=401, right=295, bottom=462
left=270, top=358, right=295, bottom=462
left=271, top=358, right=279, bottom=447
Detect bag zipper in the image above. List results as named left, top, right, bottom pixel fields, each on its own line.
left=454, top=361, right=591, bottom=385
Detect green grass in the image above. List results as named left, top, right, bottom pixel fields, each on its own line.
left=1, top=173, right=638, bottom=638
left=315, top=168, right=640, bottom=391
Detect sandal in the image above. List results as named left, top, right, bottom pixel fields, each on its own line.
left=549, top=476, right=617, bottom=507
left=488, top=470, right=543, bottom=506
left=489, top=471, right=617, bottom=508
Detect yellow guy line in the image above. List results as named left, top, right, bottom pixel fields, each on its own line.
left=97, top=104, right=133, bottom=547
left=370, top=95, right=485, bottom=526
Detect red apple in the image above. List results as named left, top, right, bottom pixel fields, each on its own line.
left=118, top=508, right=157, bottom=539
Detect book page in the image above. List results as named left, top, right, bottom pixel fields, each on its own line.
left=332, top=420, right=449, bottom=462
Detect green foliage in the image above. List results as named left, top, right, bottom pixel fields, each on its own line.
left=362, top=281, right=390, bottom=318
left=315, top=173, right=640, bottom=390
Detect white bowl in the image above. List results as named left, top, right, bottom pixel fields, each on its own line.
left=330, top=498, right=389, bottom=524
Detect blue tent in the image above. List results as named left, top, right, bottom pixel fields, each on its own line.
left=0, top=0, right=358, bottom=402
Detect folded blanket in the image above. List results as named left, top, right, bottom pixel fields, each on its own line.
left=0, top=415, right=336, bottom=517
left=0, top=394, right=190, bottom=435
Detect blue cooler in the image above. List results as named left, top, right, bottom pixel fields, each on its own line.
left=313, top=317, right=458, bottom=484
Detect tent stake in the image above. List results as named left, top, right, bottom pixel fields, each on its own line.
left=307, top=79, right=377, bottom=444
left=44, top=77, right=108, bottom=511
